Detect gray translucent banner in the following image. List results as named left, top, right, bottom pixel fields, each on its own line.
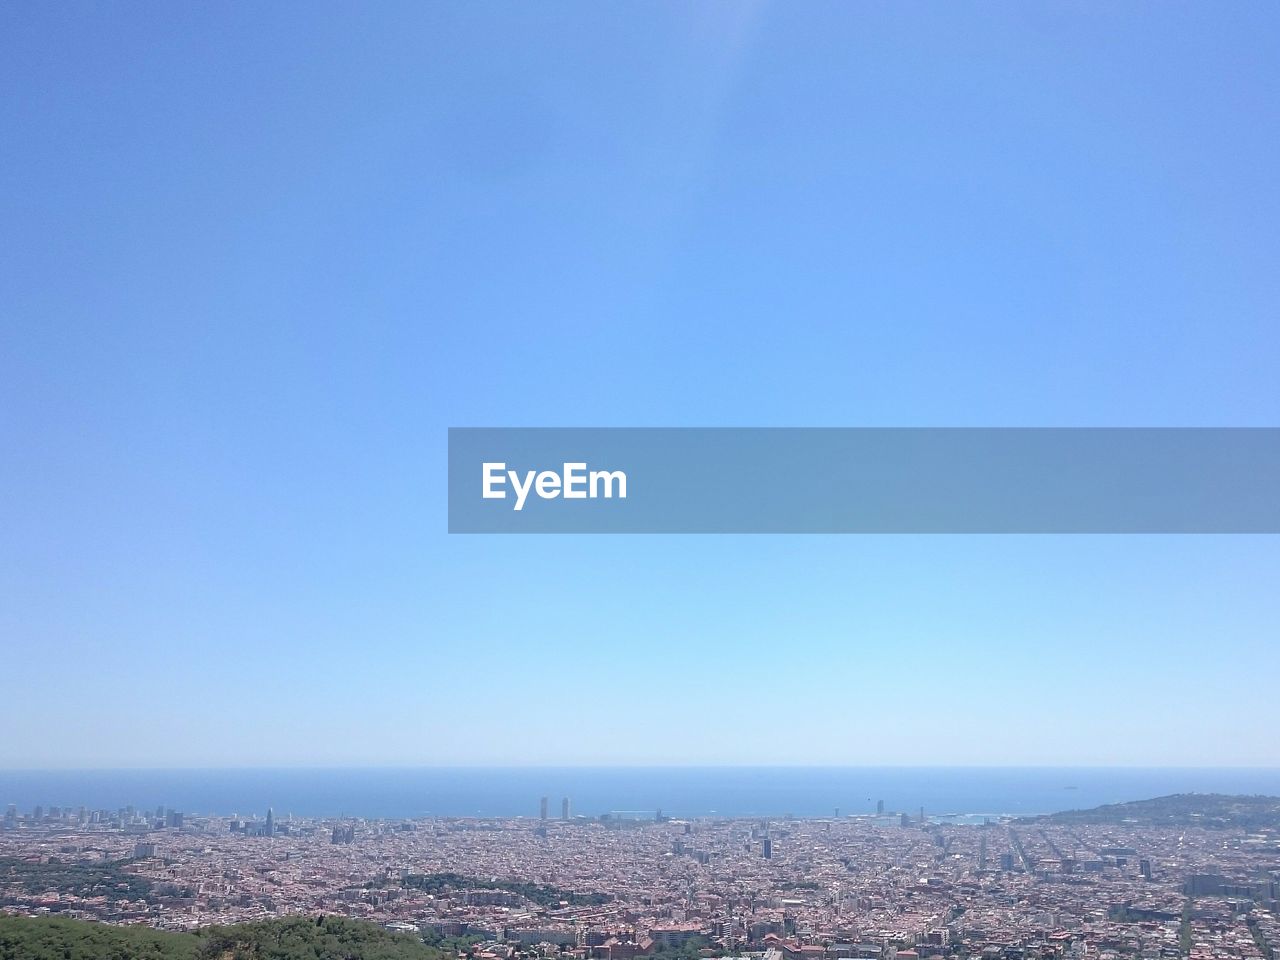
left=447, top=428, right=1280, bottom=533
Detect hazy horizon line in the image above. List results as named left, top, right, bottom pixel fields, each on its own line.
left=5, top=763, right=1280, bottom=773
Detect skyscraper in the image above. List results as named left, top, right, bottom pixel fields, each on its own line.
left=561, top=797, right=571, bottom=821
left=265, top=807, right=275, bottom=837
left=540, top=796, right=548, bottom=820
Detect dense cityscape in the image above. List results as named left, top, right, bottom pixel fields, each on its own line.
left=4, top=796, right=1280, bottom=960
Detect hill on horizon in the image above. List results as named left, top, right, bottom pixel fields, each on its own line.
left=1020, top=792, right=1280, bottom=829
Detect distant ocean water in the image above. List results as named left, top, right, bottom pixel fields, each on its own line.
left=3, top=767, right=1280, bottom=820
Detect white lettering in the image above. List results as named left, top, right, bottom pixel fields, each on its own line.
left=482, top=462, right=507, bottom=499
left=535, top=470, right=561, bottom=499
left=562, top=462, right=587, bottom=499
left=483, top=462, right=627, bottom=510
left=590, top=469, right=627, bottom=499
left=509, top=469, right=536, bottom=512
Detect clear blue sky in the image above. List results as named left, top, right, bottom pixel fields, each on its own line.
left=2, top=3, right=1278, bottom=768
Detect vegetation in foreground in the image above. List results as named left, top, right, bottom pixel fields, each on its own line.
left=0, top=914, right=445, bottom=960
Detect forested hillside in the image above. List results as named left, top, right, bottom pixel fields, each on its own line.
left=0, top=914, right=443, bottom=960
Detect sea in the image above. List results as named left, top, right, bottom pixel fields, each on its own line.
left=4, top=767, right=1280, bottom=821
